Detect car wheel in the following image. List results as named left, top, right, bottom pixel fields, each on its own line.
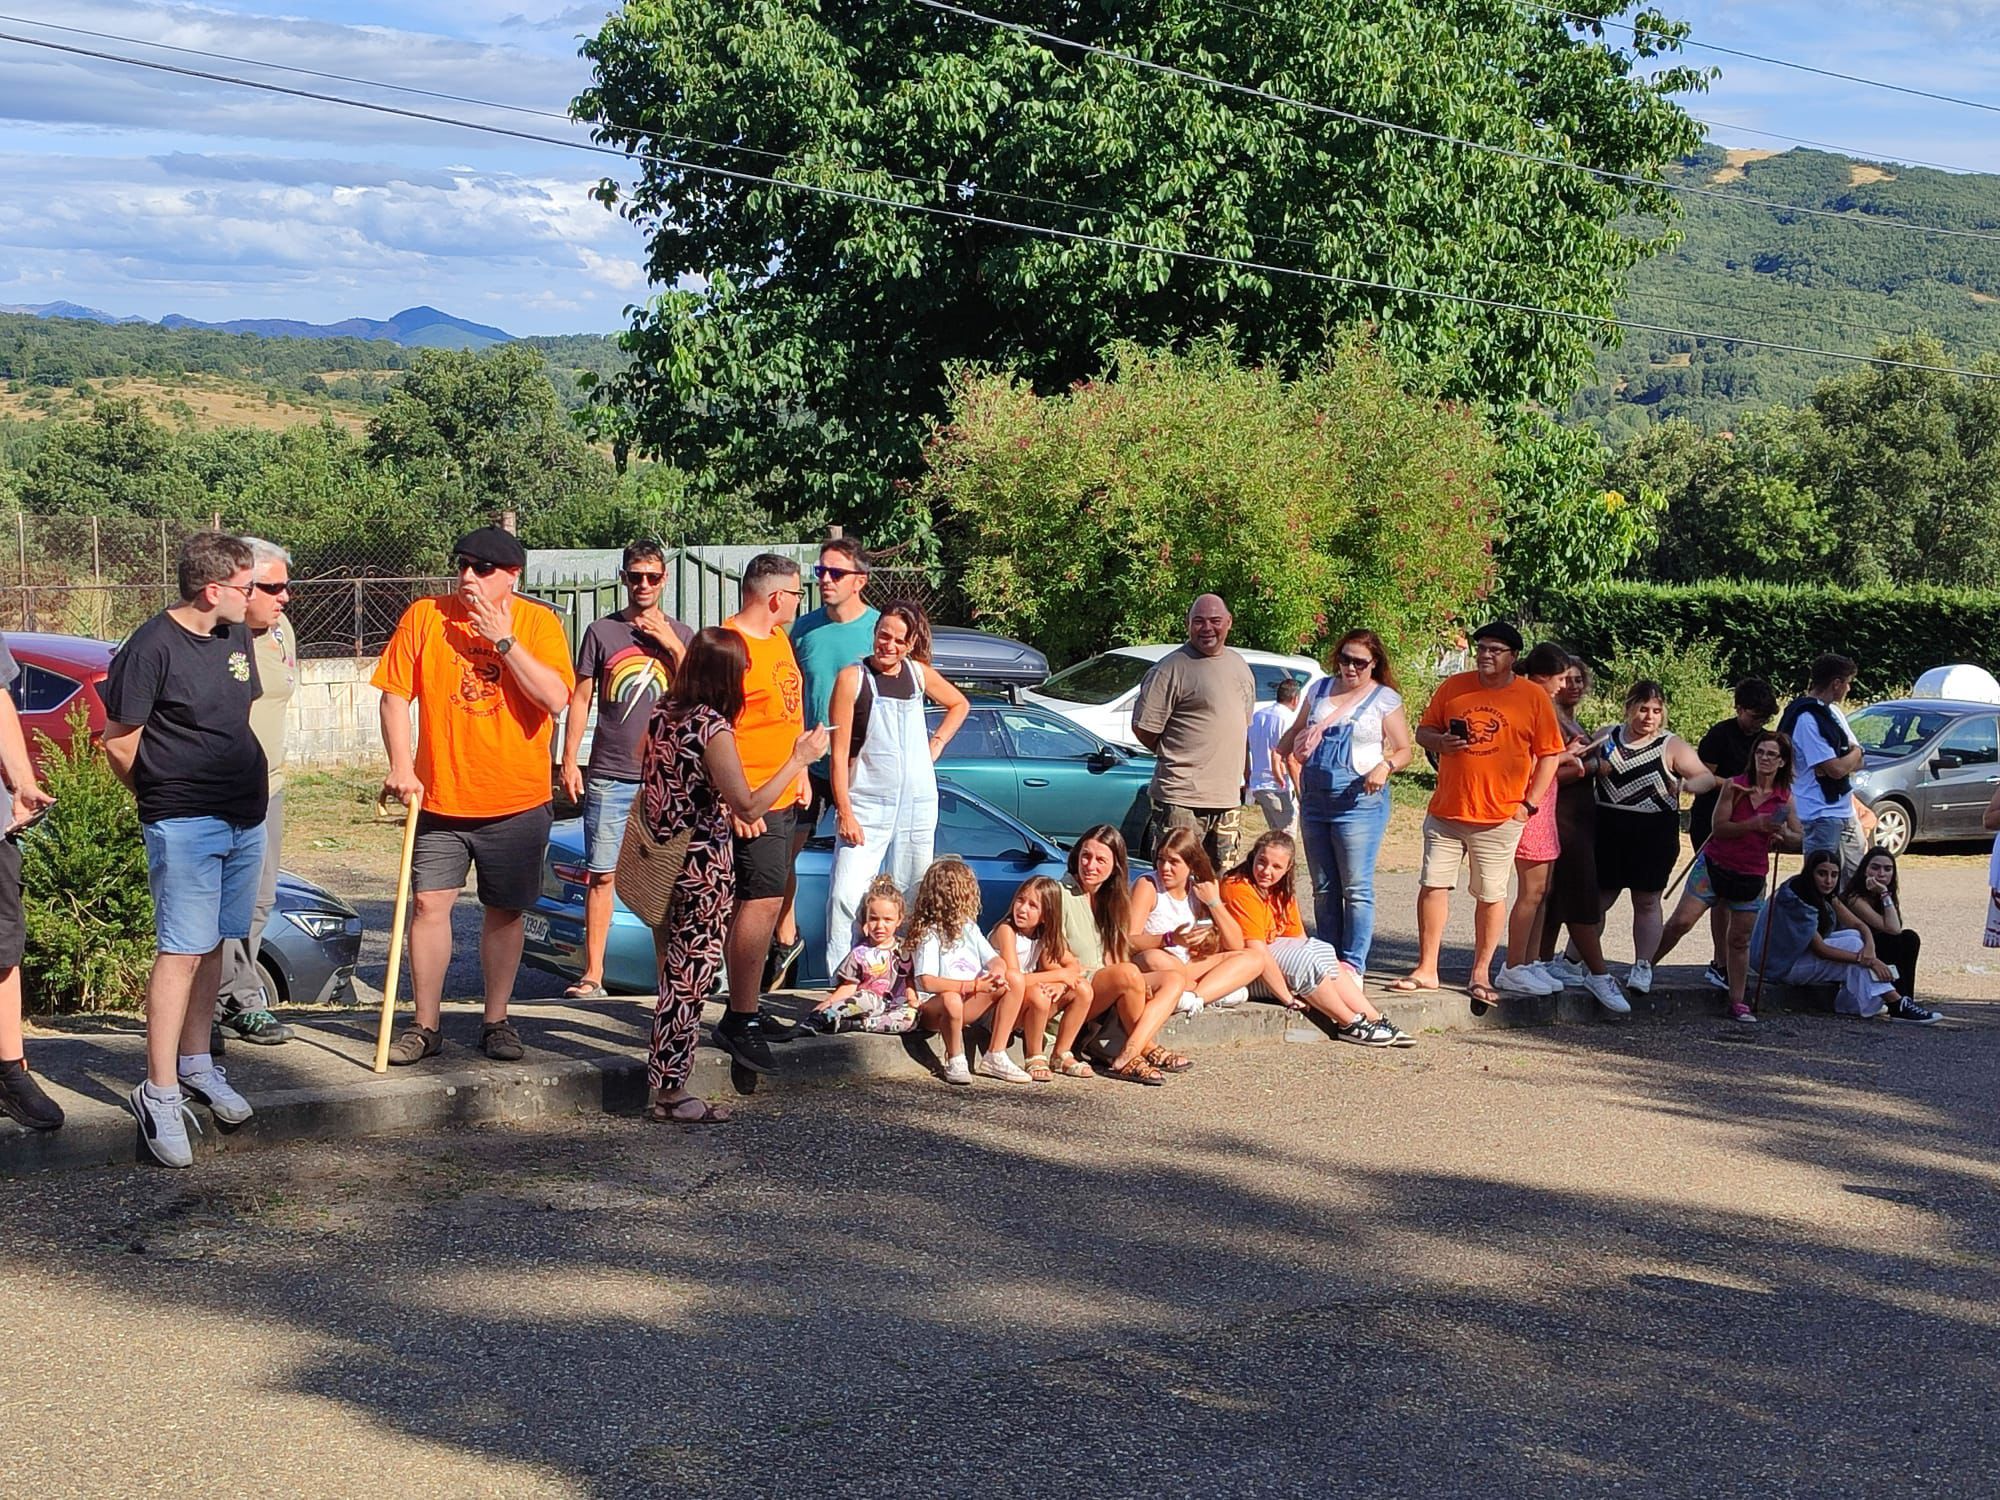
left=256, top=953, right=287, bottom=1006
left=1871, top=799, right=1912, bottom=856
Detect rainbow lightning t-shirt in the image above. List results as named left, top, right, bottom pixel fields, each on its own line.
left=575, top=612, right=694, bottom=781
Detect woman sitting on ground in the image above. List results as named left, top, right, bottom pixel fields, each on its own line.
left=1844, top=850, right=1939, bottom=1022
left=1048, top=826, right=1187, bottom=1085
left=1749, top=849, right=1929, bottom=1021
left=1219, top=830, right=1412, bottom=1047
left=1649, top=729, right=1799, bottom=1023
left=1128, top=827, right=1264, bottom=1013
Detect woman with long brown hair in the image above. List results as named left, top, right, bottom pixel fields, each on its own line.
left=1048, top=825, right=1187, bottom=1085
left=1128, top=826, right=1264, bottom=1010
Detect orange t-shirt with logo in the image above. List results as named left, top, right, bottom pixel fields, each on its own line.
left=371, top=594, right=575, bottom=819
left=1419, top=670, right=1565, bottom=826
left=1221, top=875, right=1305, bottom=943
left=725, top=619, right=806, bottom=810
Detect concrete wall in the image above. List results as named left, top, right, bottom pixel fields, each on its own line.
left=290, top=656, right=388, bottom=768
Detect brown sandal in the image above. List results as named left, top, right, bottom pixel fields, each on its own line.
left=1142, top=1044, right=1193, bottom=1073
left=1023, top=1053, right=1055, bottom=1083
left=647, top=1095, right=732, bottom=1125
left=1107, top=1057, right=1166, bottom=1086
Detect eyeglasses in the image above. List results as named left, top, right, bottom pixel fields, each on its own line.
left=813, top=564, right=867, bottom=582
left=253, top=581, right=291, bottom=596
left=772, top=587, right=805, bottom=601
left=1335, top=654, right=1373, bottom=671
left=1472, top=643, right=1515, bottom=656
left=622, top=570, right=664, bottom=586
left=1752, top=747, right=1785, bottom=758
left=217, top=582, right=256, bottom=598
left=453, top=555, right=500, bottom=577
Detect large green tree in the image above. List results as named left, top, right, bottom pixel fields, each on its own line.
left=576, top=0, right=1708, bottom=534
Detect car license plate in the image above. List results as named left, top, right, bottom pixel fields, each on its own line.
left=522, top=912, right=550, bottom=944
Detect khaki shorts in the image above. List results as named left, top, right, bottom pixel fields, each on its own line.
left=1419, top=813, right=1524, bottom=904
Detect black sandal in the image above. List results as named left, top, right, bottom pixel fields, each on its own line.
left=647, top=1096, right=732, bottom=1124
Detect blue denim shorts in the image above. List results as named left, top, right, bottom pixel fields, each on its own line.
left=140, top=816, right=266, bottom=955
left=583, top=777, right=641, bottom=874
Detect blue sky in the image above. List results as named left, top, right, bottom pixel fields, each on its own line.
left=1, top=1, right=1998, bottom=336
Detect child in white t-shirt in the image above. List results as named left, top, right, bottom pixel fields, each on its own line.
left=906, top=858, right=1028, bottom=1086
left=810, top=874, right=918, bottom=1034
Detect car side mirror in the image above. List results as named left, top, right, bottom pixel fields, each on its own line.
left=1087, top=746, right=1119, bottom=770
left=1931, top=750, right=1963, bottom=774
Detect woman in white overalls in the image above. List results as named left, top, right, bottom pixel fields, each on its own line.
left=823, top=604, right=970, bottom=979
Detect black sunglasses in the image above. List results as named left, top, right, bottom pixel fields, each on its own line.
left=253, top=581, right=291, bottom=596
left=623, top=569, right=664, bottom=586
left=1335, top=653, right=1373, bottom=671
left=453, top=555, right=500, bottom=577
left=813, top=564, right=868, bottom=582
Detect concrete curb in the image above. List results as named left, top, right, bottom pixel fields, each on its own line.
left=0, top=978, right=1838, bottom=1177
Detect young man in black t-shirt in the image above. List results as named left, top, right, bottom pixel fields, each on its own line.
left=102, top=533, right=268, bottom=1168
left=1690, top=678, right=1777, bottom=988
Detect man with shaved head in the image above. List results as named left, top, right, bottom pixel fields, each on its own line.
left=1131, top=593, right=1257, bottom=868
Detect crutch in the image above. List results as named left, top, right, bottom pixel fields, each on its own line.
left=1747, top=847, right=1783, bottom=1017
left=371, top=789, right=423, bottom=1074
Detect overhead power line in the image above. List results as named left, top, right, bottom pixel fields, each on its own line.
left=911, top=0, right=2000, bottom=246
left=0, top=27, right=1992, bottom=384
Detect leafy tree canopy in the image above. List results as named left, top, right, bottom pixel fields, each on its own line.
left=576, top=0, right=1708, bottom=536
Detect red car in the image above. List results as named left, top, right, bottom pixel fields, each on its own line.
left=4, top=632, right=115, bottom=769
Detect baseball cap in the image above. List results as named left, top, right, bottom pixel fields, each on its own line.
left=451, top=526, right=527, bottom=571
left=1470, top=621, right=1524, bottom=653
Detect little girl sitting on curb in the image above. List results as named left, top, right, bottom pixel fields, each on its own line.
left=990, top=875, right=1082, bottom=1084
left=811, top=874, right=919, bottom=1034
left=906, top=858, right=1030, bottom=1085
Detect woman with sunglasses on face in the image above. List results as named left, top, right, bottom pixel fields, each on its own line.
left=1275, top=630, right=1413, bottom=978
left=1843, top=850, right=1940, bottom=1022
left=821, top=603, right=970, bottom=979
left=1649, top=730, right=1799, bottom=1022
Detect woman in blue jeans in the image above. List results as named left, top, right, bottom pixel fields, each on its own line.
left=1276, top=629, right=1413, bottom=977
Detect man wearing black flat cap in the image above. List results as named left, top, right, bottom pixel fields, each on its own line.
left=1391, top=620, right=1563, bottom=1009
left=371, top=525, right=575, bottom=1065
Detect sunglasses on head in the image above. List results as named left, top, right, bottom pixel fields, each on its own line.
left=813, top=563, right=867, bottom=582
left=453, top=555, right=500, bottom=577
left=623, top=569, right=664, bottom=586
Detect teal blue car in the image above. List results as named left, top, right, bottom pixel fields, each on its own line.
left=927, top=699, right=1156, bottom=849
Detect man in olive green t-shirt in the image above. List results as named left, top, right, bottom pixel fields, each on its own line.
left=216, top=537, right=298, bottom=1045
left=1130, top=594, right=1256, bottom=869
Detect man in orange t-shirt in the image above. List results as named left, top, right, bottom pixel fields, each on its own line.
left=712, top=553, right=809, bottom=1073
left=372, top=527, right=575, bottom=1066
left=1394, top=621, right=1562, bottom=1007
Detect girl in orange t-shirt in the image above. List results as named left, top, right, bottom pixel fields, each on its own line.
left=1220, top=831, right=1413, bottom=1047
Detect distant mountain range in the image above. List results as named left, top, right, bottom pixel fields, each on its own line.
left=0, top=301, right=515, bottom=350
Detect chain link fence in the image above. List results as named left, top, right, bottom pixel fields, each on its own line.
left=0, top=513, right=960, bottom=657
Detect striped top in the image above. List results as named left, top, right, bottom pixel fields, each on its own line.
left=1594, top=727, right=1678, bottom=814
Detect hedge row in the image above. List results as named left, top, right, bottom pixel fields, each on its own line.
left=1532, top=582, right=2000, bottom=698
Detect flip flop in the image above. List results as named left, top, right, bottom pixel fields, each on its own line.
left=564, top=979, right=609, bottom=1000
left=1387, top=977, right=1439, bottom=994
left=648, top=1096, right=732, bottom=1125
left=1465, top=982, right=1501, bottom=1017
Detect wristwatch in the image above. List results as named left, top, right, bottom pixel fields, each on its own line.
left=1520, top=798, right=1539, bottom=815
left=494, top=635, right=516, bottom=656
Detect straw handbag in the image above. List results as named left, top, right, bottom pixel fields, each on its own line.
left=614, top=802, right=692, bottom=928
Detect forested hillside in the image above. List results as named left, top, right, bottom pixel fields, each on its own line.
left=1579, top=145, right=2000, bottom=439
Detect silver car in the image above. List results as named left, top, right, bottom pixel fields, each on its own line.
left=1848, top=698, right=2000, bottom=854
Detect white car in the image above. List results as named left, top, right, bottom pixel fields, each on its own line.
left=1021, top=644, right=1322, bottom=748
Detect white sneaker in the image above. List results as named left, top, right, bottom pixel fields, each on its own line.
left=1495, top=964, right=1557, bottom=996
left=1543, top=955, right=1589, bottom=987
left=1626, top=960, right=1654, bottom=996
left=178, top=1061, right=253, bottom=1126
left=127, top=1083, right=200, bottom=1168
left=1208, top=986, right=1250, bottom=1009
left=1703, top=963, right=1730, bottom=991
left=943, top=1053, right=973, bottom=1085
left=1523, top=962, right=1567, bottom=993
left=1584, top=973, right=1631, bottom=1016
left=974, top=1050, right=1034, bottom=1084
left=1175, top=992, right=1204, bottom=1016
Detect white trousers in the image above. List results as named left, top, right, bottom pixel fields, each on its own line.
left=1782, top=928, right=1893, bottom=1017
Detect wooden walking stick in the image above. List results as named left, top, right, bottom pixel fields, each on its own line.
left=1747, top=847, right=1783, bottom=1016
left=372, top=790, right=423, bottom=1074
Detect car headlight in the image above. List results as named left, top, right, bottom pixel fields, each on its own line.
left=284, top=910, right=351, bottom=940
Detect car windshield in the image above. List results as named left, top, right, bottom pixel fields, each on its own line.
left=1037, top=651, right=1152, bottom=705
left=1850, top=706, right=1957, bottom=755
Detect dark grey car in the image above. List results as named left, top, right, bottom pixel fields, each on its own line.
left=255, top=871, right=363, bottom=1006
left=1848, top=699, right=2000, bottom=854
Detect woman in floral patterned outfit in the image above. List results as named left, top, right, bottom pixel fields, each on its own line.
left=639, top=628, right=826, bottom=1124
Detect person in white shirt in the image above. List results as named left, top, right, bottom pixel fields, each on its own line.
left=1776, top=654, right=1867, bottom=879
left=1245, top=677, right=1301, bottom=834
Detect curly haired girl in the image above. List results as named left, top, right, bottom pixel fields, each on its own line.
left=904, top=859, right=1029, bottom=1085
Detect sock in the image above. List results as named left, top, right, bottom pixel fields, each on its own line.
left=177, top=1052, right=213, bottom=1078
left=142, top=1078, right=182, bottom=1103
left=0, top=1056, right=25, bottom=1074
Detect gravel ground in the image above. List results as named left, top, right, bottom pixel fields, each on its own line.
left=5, top=1008, right=1998, bottom=1497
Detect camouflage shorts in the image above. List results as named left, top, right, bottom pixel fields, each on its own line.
left=1146, top=798, right=1244, bottom=871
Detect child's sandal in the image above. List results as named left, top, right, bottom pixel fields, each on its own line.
left=1051, top=1052, right=1094, bottom=1078
left=1023, top=1053, right=1054, bottom=1083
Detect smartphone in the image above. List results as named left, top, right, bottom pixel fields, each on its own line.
left=1448, top=717, right=1470, bottom=741
left=6, top=803, right=50, bottom=838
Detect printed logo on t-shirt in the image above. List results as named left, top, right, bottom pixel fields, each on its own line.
left=227, top=650, right=251, bottom=683
left=777, top=660, right=803, bottom=719
left=1458, top=709, right=1503, bottom=750
left=602, top=643, right=669, bottom=716
left=454, top=650, right=504, bottom=715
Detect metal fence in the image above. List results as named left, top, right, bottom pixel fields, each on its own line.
left=0, top=512, right=958, bottom=657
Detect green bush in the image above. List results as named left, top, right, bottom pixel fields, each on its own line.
left=21, top=708, right=155, bottom=1013
left=1574, top=639, right=1736, bottom=744
left=1537, top=582, right=2000, bottom=699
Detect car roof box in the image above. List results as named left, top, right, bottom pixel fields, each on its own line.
left=1912, top=663, right=2000, bottom=704
left=928, top=626, right=1049, bottom=691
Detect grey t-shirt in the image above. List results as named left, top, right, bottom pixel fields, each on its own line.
left=575, top=612, right=694, bottom=782
left=1130, top=644, right=1257, bottom=808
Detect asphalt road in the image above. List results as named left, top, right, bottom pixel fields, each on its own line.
left=6, top=1005, right=1998, bottom=1497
